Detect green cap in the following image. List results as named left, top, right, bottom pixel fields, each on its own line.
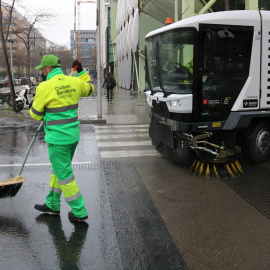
left=35, top=54, right=61, bottom=70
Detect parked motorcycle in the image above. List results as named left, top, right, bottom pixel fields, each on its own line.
left=0, top=91, right=12, bottom=107
left=13, top=85, right=30, bottom=112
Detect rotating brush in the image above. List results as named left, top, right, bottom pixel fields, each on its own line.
left=189, top=151, right=243, bottom=179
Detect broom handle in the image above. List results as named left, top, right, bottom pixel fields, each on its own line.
left=18, top=122, right=44, bottom=176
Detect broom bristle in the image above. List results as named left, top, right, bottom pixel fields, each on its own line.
left=0, top=183, right=23, bottom=199
left=0, top=175, right=26, bottom=199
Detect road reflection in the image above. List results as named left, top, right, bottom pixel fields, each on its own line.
left=36, top=214, right=88, bottom=270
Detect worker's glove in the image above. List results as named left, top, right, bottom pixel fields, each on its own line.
left=72, top=60, right=83, bottom=73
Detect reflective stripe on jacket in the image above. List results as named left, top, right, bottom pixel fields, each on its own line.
left=29, top=68, right=95, bottom=145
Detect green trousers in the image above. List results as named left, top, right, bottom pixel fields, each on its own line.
left=45, top=142, right=87, bottom=218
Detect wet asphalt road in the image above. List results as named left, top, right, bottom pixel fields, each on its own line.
left=1, top=116, right=270, bottom=270
left=0, top=118, right=186, bottom=270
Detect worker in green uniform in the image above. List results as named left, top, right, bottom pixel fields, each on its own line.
left=30, top=54, right=95, bottom=222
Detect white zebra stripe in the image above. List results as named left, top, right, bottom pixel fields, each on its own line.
left=95, top=128, right=149, bottom=134
left=97, top=134, right=150, bottom=139
left=95, top=125, right=149, bottom=129
left=98, top=141, right=151, bottom=147
left=100, top=149, right=158, bottom=159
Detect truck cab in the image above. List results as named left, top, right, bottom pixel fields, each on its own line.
left=145, top=10, right=270, bottom=165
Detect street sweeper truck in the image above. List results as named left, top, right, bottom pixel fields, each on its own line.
left=145, top=9, right=270, bottom=178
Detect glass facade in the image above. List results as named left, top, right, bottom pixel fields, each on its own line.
left=260, top=0, right=270, bottom=10
left=106, top=7, right=114, bottom=66
left=70, top=30, right=96, bottom=72
left=211, top=0, right=245, bottom=11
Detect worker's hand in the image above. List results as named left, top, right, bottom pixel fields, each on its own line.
left=72, top=60, right=83, bottom=73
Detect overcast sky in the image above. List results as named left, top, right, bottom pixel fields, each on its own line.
left=14, top=0, right=97, bottom=48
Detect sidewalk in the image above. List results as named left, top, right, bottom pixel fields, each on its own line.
left=0, top=87, right=151, bottom=125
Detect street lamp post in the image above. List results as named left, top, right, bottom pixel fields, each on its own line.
left=97, top=0, right=102, bottom=118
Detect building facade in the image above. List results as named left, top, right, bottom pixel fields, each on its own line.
left=70, top=30, right=97, bottom=77
left=0, top=5, right=46, bottom=79
left=100, top=0, right=114, bottom=78
left=109, top=0, right=262, bottom=91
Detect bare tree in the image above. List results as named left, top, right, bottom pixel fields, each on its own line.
left=13, top=10, right=53, bottom=85
left=0, top=0, right=16, bottom=104
left=13, top=46, right=27, bottom=76
left=46, top=42, right=73, bottom=74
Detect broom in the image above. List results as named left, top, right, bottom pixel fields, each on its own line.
left=0, top=122, right=43, bottom=199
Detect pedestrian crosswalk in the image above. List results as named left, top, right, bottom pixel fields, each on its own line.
left=95, top=124, right=160, bottom=159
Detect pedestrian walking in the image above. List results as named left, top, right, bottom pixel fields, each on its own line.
left=102, top=72, right=116, bottom=102
left=29, top=54, right=95, bottom=222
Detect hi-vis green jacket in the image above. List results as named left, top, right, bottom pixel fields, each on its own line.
left=29, top=68, right=94, bottom=145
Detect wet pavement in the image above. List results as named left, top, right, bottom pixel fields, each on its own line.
left=0, top=119, right=186, bottom=270
left=1, top=86, right=270, bottom=269
left=0, top=85, right=151, bottom=125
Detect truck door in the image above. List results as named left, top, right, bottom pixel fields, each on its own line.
left=198, top=24, right=253, bottom=121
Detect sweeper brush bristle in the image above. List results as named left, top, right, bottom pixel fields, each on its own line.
left=189, top=159, right=243, bottom=179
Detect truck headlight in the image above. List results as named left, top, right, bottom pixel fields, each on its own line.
left=169, top=100, right=181, bottom=107
left=169, top=100, right=177, bottom=107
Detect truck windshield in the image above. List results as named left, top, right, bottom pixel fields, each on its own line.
left=146, top=28, right=195, bottom=95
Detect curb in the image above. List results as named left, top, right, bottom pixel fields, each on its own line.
left=0, top=110, right=32, bottom=120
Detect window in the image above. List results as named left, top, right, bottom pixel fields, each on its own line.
left=146, top=28, right=195, bottom=94
left=199, top=24, right=253, bottom=120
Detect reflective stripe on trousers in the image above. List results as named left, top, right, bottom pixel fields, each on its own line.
left=46, top=143, right=87, bottom=218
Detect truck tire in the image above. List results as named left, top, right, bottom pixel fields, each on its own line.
left=241, top=121, right=270, bottom=163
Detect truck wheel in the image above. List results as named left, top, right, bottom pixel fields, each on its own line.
left=13, top=100, right=24, bottom=112
left=241, top=121, right=270, bottom=163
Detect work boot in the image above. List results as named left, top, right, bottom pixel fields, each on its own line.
left=34, top=204, right=60, bottom=215
left=68, top=211, right=88, bottom=222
